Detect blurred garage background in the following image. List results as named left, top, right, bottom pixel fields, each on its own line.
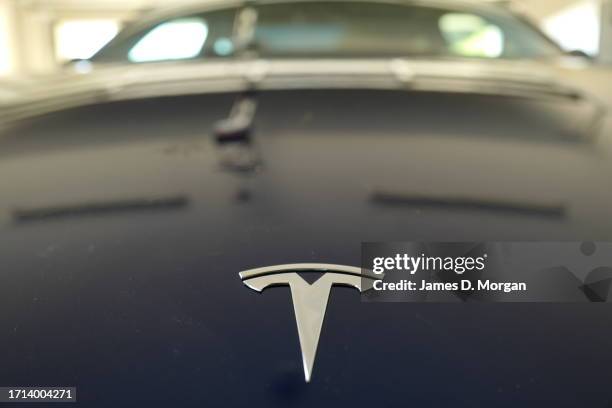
left=0, top=0, right=610, bottom=77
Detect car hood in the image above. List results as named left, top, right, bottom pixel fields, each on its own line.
left=2, top=58, right=612, bottom=407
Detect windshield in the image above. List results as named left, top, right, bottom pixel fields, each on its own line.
left=92, top=1, right=562, bottom=64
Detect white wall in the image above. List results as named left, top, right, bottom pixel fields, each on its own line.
left=601, top=0, right=612, bottom=63
left=517, top=0, right=602, bottom=56
left=0, top=0, right=20, bottom=75
left=0, top=0, right=153, bottom=77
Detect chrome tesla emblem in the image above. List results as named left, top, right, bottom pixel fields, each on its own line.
left=239, top=263, right=378, bottom=382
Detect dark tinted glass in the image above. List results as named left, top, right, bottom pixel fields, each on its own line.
left=93, top=2, right=561, bottom=63
left=253, top=1, right=561, bottom=59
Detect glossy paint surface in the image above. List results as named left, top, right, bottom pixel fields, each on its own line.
left=1, top=89, right=612, bottom=407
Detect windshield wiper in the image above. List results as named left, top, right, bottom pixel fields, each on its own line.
left=389, top=58, right=588, bottom=101
left=233, top=3, right=259, bottom=59
left=213, top=92, right=262, bottom=174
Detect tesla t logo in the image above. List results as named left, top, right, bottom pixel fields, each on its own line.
left=239, top=263, right=379, bottom=382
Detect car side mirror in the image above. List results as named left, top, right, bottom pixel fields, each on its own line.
left=566, top=49, right=593, bottom=59
left=65, top=59, right=93, bottom=73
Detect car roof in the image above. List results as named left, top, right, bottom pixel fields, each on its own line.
left=138, top=0, right=510, bottom=23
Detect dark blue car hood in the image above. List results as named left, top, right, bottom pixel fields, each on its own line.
left=1, top=88, right=612, bottom=407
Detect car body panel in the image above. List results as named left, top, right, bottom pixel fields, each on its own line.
left=2, top=84, right=612, bottom=406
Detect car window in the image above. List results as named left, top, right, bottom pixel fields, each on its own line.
left=92, top=8, right=236, bottom=63
left=251, top=1, right=560, bottom=59
left=439, top=13, right=504, bottom=58
left=254, top=2, right=448, bottom=57
left=92, top=2, right=560, bottom=63
left=128, top=18, right=209, bottom=62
